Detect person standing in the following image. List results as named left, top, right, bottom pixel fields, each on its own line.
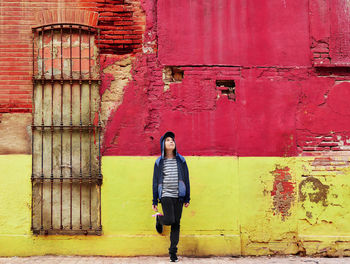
left=152, top=131, right=190, bottom=262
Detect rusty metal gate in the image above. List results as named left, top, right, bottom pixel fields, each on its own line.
left=31, top=23, right=102, bottom=235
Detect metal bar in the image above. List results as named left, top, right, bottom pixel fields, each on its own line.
left=89, top=29, right=91, bottom=81
left=60, top=26, right=63, bottom=80
left=32, top=176, right=102, bottom=180
left=33, top=78, right=101, bottom=82
left=32, top=30, right=35, bottom=80
left=88, top=28, right=92, bottom=230
left=79, top=26, right=82, bottom=230
left=32, top=125, right=101, bottom=130
left=41, top=27, right=44, bottom=79
left=70, top=26, right=73, bottom=81
left=97, top=28, right=102, bottom=230
left=40, top=26, right=44, bottom=231
left=79, top=26, right=82, bottom=81
left=32, top=24, right=103, bottom=234
left=31, top=30, right=35, bottom=231
left=33, top=23, right=97, bottom=31
left=51, top=26, right=54, bottom=80
left=60, top=24, right=63, bottom=230
left=32, top=178, right=102, bottom=184
left=34, top=229, right=101, bottom=236
left=50, top=26, right=54, bottom=230
left=98, top=27, right=101, bottom=179
left=69, top=25, right=73, bottom=230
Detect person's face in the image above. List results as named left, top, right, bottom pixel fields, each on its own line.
left=164, top=137, right=175, bottom=152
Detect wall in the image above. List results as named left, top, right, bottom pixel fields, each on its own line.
left=1, top=155, right=350, bottom=256
left=0, top=0, right=350, bottom=257
left=101, top=0, right=350, bottom=157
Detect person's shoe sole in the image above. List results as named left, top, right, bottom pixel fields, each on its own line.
left=155, top=215, right=163, bottom=234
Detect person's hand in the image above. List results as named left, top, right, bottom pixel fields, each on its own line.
left=152, top=205, right=158, bottom=211
left=184, top=203, right=189, bottom=208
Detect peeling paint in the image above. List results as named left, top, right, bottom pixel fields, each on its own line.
left=271, top=166, right=295, bottom=221
left=100, top=55, right=134, bottom=131
left=299, top=177, right=329, bottom=207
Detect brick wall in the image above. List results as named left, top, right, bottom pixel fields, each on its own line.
left=96, top=0, right=144, bottom=54
left=0, top=0, right=145, bottom=114
left=0, top=1, right=85, bottom=113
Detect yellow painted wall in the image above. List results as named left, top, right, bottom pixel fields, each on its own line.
left=0, top=155, right=349, bottom=256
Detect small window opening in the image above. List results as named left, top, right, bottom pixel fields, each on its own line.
left=171, top=68, right=184, bottom=82
left=163, top=66, right=184, bottom=91
left=216, top=80, right=236, bottom=101
left=163, top=66, right=184, bottom=83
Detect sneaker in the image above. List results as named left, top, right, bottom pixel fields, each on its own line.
left=170, top=253, right=178, bottom=262
left=155, top=214, right=163, bottom=234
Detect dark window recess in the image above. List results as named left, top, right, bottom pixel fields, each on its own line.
left=31, top=23, right=102, bottom=235
left=172, top=68, right=184, bottom=82
left=163, top=66, right=184, bottom=91
left=216, top=80, right=236, bottom=101
left=163, top=66, right=184, bottom=83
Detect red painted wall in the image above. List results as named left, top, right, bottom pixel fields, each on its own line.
left=2, top=0, right=350, bottom=157
left=157, top=0, right=310, bottom=66
left=329, top=0, right=350, bottom=64
left=101, top=0, right=350, bottom=156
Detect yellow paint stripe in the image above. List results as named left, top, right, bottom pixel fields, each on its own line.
left=0, top=155, right=349, bottom=256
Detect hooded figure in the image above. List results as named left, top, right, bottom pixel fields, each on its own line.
left=152, top=131, right=190, bottom=262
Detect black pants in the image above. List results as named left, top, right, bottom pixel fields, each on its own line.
left=159, top=197, right=184, bottom=254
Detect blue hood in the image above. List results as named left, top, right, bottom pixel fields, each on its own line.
left=160, top=133, right=177, bottom=158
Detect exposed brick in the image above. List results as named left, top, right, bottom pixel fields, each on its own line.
left=107, top=7, right=126, bottom=12
left=320, top=53, right=330, bottom=58
left=100, top=35, right=124, bottom=40
left=313, top=58, right=331, bottom=65
left=99, top=12, right=115, bottom=16
left=126, top=35, right=143, bottom=39
left=318, top=141, right=339, bottom=147
left=99, top=17, right=119, bottom=21
left=96, top=0, right=144, bottom=55
left=114, top=21, right=134, bottom=26
left=100, top=40, right=114, bottom=44
left=312, top=47, right=329, bottom=53
left=0, top=0, right=145, bottom=112
left=331, top=147, right=342, bottom=151
left=113, top=39, right=133, bottom=44
left=100, top=26, right=118, bottom=30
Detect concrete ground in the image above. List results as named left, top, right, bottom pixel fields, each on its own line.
left=0, top=256, right=349, bottom=264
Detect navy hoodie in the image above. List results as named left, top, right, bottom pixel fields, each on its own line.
left=152, top=134, right=190, bottom=205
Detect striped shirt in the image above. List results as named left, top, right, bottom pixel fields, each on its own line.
left=162, top=158, right=179, bottom=198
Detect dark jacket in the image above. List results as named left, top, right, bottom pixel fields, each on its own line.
left=152, top=135, right=190, bottom=205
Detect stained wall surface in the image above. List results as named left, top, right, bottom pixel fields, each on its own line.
left=0, top=0, right=350, bottom=257
left=1, top=155, right=350, bottom=256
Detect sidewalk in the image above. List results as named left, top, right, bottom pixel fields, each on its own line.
left=0, top=256, right=349, bottom=264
